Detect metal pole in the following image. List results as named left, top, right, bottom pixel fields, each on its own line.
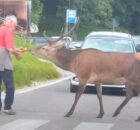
left=67, top=0, right=71, bottom=32
left=112, top=19, right=115, bottom=32
left=69, top=0, right=70, bottom=8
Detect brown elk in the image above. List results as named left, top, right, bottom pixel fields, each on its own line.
left=31, top=23, right=140, bottom=121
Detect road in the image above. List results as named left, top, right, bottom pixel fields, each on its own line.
left=0, top=76, right=140, bottom=130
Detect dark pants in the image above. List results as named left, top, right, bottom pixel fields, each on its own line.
left=0, top=69, right=15, bottom=110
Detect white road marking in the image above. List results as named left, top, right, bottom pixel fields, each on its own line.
left=1, top=92, right=5, bottom=99
left=0, top=119, right=49, bottom=130
left=73, top=122, right=114, bottom=130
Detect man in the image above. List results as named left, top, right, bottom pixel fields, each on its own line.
left=0, top=15, right=25, bottom=115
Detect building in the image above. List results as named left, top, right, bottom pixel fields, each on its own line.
left=0, top=0, right=31, bottom=33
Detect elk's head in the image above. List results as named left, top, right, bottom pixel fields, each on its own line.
left=31, top=40, right=65, bottom=59
left=31, top=18, right=79, bottom=60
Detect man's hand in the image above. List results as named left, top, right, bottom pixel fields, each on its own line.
left=15, top=47, right=27, bottom=52
left=16, top=47, right=27, bottom=53
left=8, top=47, right=27, bottom=60
left=14, top=52, right=22, bottom=60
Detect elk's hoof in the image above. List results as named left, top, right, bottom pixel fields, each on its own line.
left=112, top=112, right=119, bottom=117
left=96, top=113, right=104, bottom=118
left=64, top=114, right=70, bottom=117
left=64, top=112, right=71, bottom=117
left=136, top=117, right=140, bottom=121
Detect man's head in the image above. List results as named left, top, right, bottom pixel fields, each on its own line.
left=4, top=15, right=17, bottom=30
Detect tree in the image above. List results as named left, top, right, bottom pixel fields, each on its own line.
left=57, top=0, right=113, bottom=29
left=31, top=0, right=43, bottom=25
left=39, top=0, right=140, bottom=36
left=113, top=0, right=140, bottom=34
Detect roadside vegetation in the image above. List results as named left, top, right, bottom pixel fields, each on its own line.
left=2, top=36, right=61, bottom=90
left=32, top=0, right=140, bottom=39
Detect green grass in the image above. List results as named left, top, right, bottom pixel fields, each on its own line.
left=4, top=35, right=61, bottom=90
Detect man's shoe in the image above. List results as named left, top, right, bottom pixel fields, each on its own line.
left=3, top=109, right=16, bottom=115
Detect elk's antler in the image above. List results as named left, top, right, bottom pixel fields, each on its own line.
left=43, top=17, right=79, bottom=43
left=43, top=31, right=55, bottom=43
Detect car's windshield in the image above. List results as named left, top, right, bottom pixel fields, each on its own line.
left=81, top=36, right=135, bottom=53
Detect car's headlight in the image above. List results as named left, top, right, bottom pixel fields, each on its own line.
left=73, top=77, right=79, bottom=82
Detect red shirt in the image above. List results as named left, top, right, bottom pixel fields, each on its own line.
left=0, top=24, right=14, bottom=49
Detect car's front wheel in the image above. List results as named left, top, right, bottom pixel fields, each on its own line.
left=70, top=83, right=77, bottom=93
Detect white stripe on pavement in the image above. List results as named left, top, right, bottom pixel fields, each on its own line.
left=73, top=122, right=114, bottom=130
left=1, top=92, right=5, bottom=99
left=0, top=119, right=49, bottom=130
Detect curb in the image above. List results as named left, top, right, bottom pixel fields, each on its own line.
left=2, top=70, right=74, bottom=98
left=16, top=69, right=74, bottom=94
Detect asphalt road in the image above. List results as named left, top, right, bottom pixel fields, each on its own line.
left=0, top=76, right=140, bottom=130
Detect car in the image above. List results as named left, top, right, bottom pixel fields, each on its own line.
left=30, top=37, right=48, bottom=45
left=70, top=31, right=136, bottom=96
left=133, top=36, right=140, bottom=52
left=67, top=40, right=83, bottom=50
left=51, top=36, right=73, bottom=48
left=30, top=36, right=73, bottom=47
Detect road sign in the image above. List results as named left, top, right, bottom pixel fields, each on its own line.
left=66, top=9, right=77, bottom=24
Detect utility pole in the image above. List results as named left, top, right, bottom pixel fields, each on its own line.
left=65, top=0, right=71, bottom=33
left=68, top=0, right=71, bottom=8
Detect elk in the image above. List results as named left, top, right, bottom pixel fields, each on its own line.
left=31, top=23, right=140, bottom=121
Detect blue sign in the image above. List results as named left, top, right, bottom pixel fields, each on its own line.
left=66, top=9, right=77, bottom=23
left=67, top=17, right=77, bottom=23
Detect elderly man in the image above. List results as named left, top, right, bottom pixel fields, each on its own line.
left=0, top=15, right=25, bottom=115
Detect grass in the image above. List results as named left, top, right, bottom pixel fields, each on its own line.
left=2, top=35, right=61, bottom=90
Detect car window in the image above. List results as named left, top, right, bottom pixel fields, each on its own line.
left=30, top=37, right=47, bottom=45
left=82, top=36, right=134, bottom=53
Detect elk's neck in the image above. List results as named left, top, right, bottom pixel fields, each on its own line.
left=49, top=48, right=76, bottom=70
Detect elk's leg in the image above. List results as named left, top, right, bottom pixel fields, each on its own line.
left=112, top=88, right=133, bottom=117
left=135, top=91, right=140, bottom=121
left=136, top=117, right=140, bottom=121
left=95, top=83, right=104, bottom=118
left=65, top=83, right=86, bottom=117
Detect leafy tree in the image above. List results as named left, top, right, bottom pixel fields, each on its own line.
left=113, top=0, right=140, bottom=34
left=39, top=0, right=140, bottom=36
left=31, top=0, right=43, bottom=25
left=57, top=0, right=113, bottom=31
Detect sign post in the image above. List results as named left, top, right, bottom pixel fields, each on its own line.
left=65, top=9, right=77, bottom=32
left=66, top=9, right=77, bottom=24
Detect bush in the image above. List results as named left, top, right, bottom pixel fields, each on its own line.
left=13, top=52, right=60, bottom=89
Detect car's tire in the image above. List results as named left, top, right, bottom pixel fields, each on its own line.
left=70, top=84, right=77, bottom=93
